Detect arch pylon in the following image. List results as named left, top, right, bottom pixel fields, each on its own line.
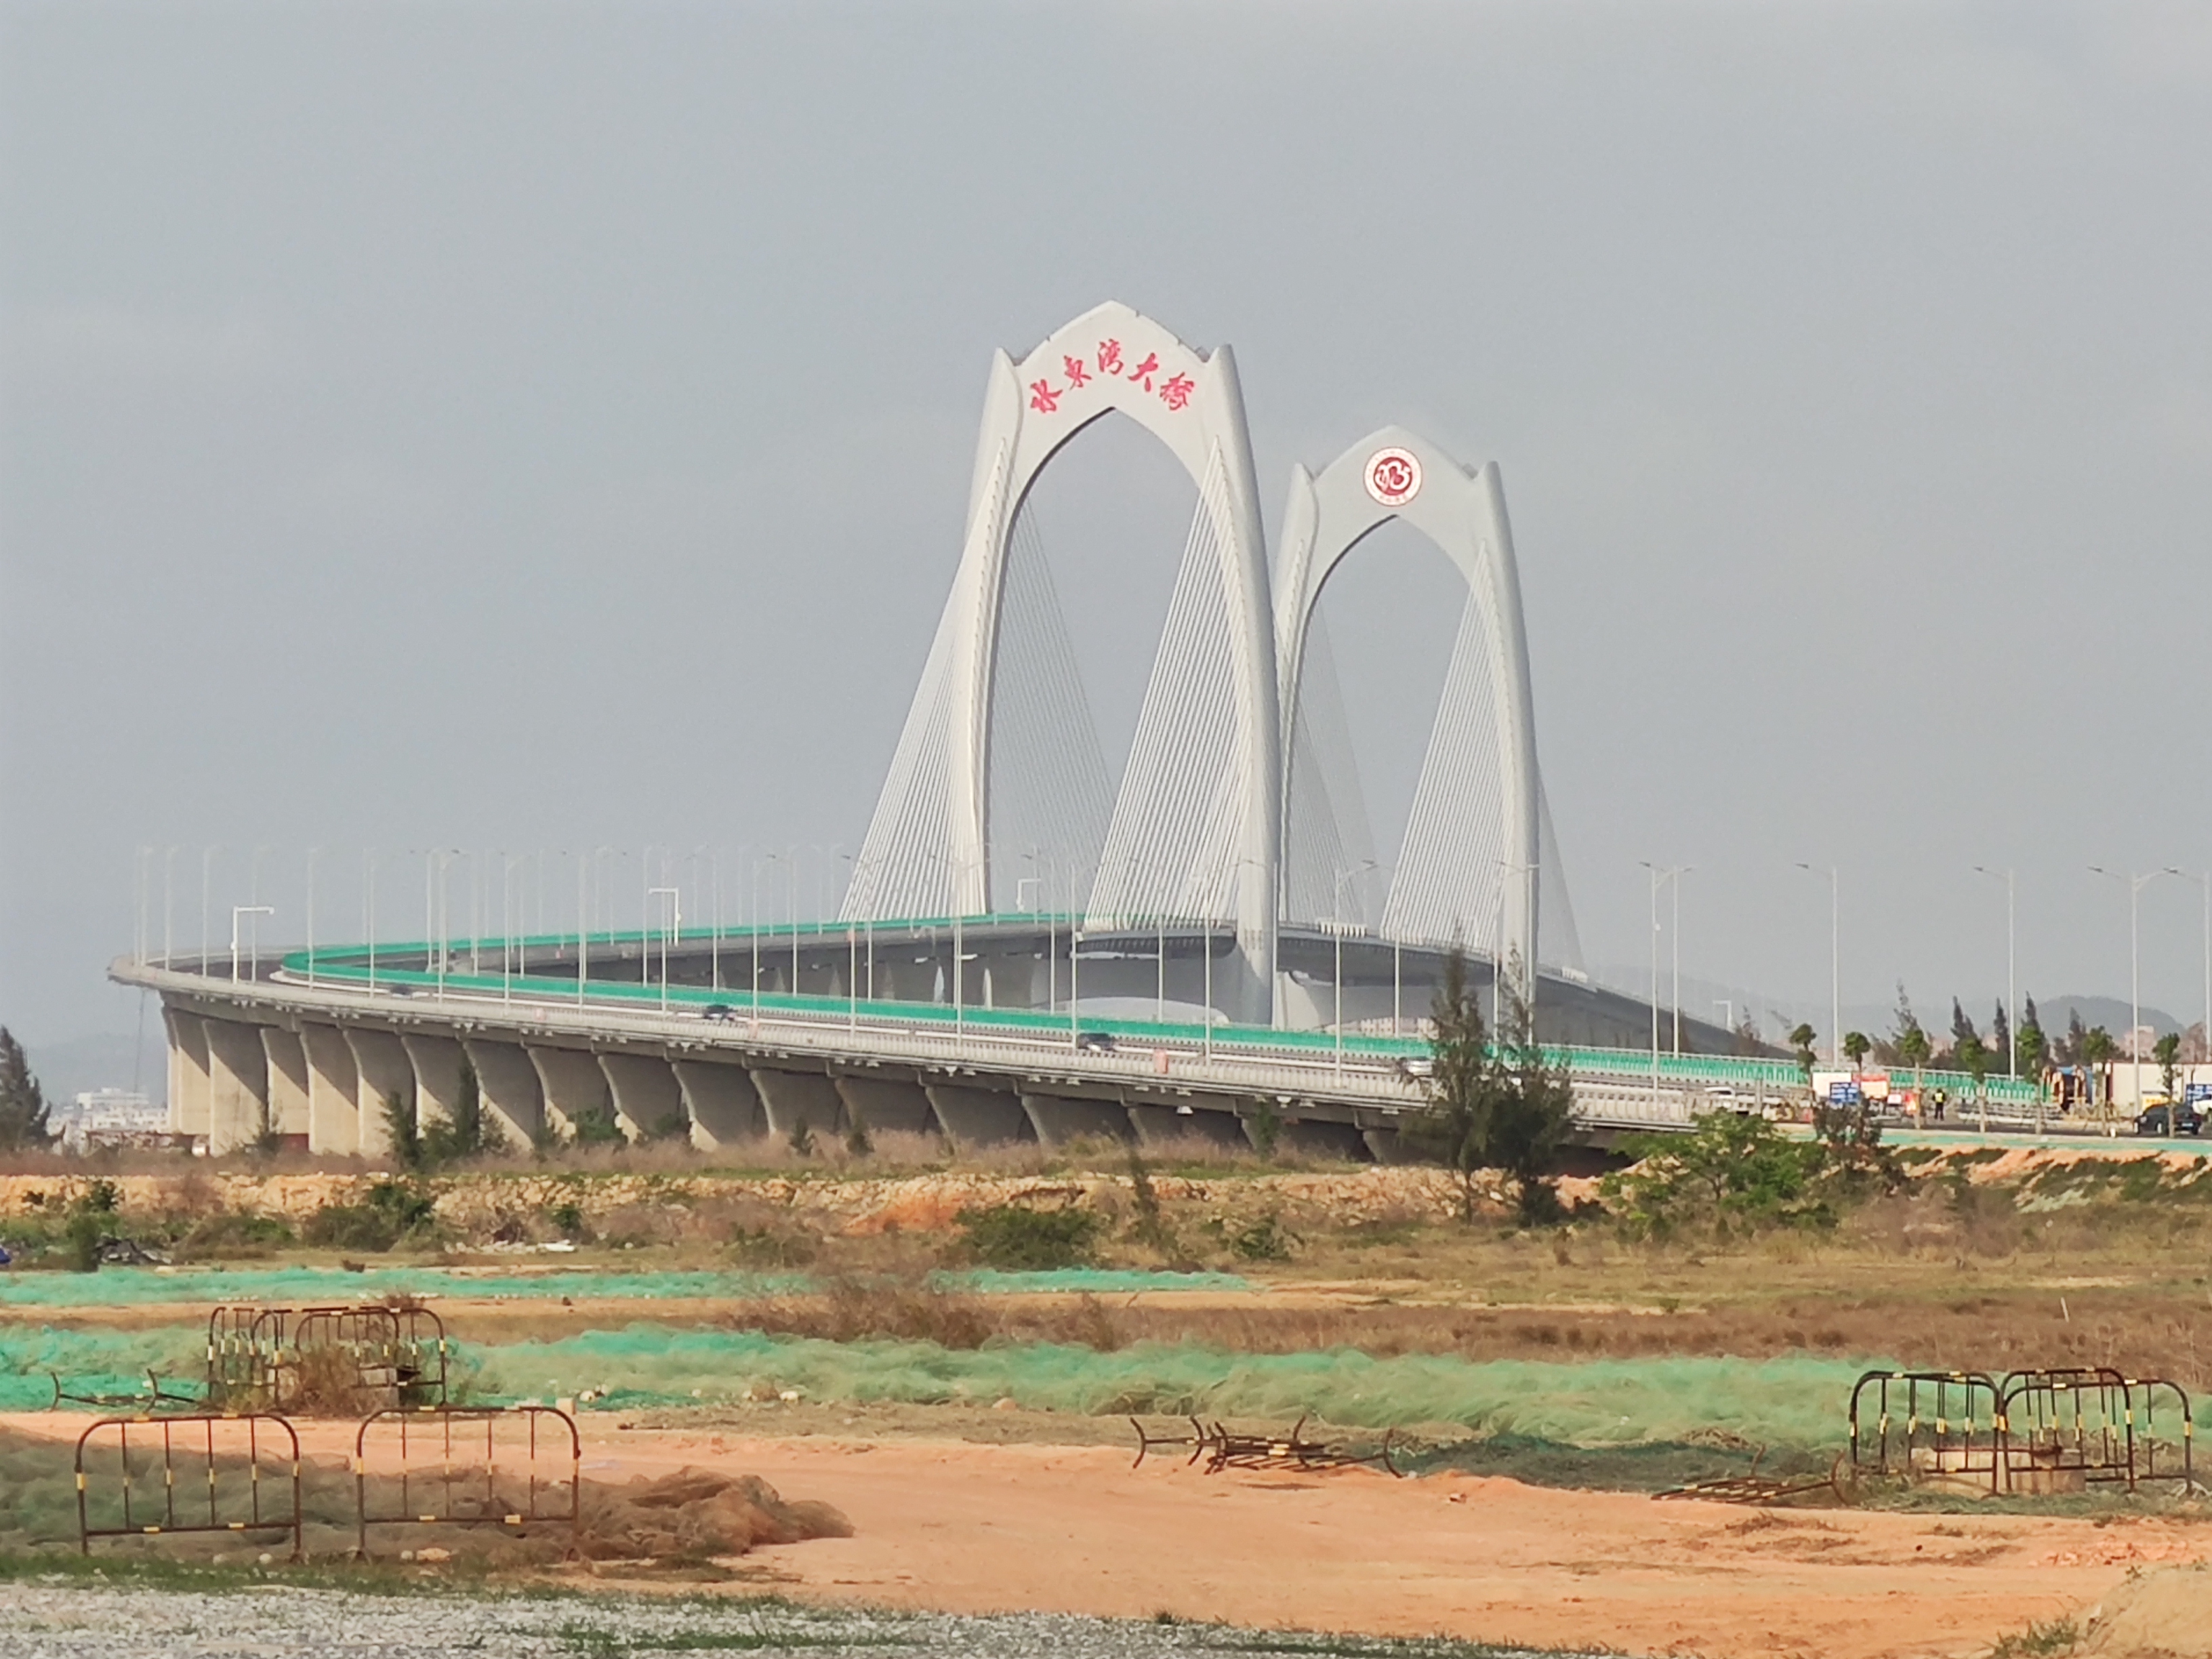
left=1274, top=428, right=1541, bottom=996
left=846, top=301, right=1280, bottom=1017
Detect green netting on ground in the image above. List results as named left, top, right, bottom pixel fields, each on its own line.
left=0, top=1326, right=208, bottom=1410
left=33, top=1322, right=2199, bottom=1452
left=0, top=1265, right=1246, bottom=1311
left=467, top=1330, right=1918, bottom=1448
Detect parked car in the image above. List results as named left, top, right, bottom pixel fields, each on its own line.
left=2134, top=1101, right=2204, bottom=1137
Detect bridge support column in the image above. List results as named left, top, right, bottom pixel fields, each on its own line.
left=164, top=1006, right=211, bottom=1143
left=672, top=1060, right=762, bottom=1150
left=599, top=1052, right=682, bottom=1141
left=300, top=1023, right=360, bottom=1155
left=833, top=1076, right=935, bottom=1137
left=1254, top=1113, right=1368, bottom=1160
left=527, top=1045, right=612, bottom=1141
left=924, top=1083, right=1029, bottom=1147
left=1019, top=1092, right=1131, bottom=1147
left=344, top=1029, right=413, bottom=1158
left=401, top=1033, right=469, bottom=1133
left=462, top=1038, right=544, bottom=1149
left=202, top=1017, right=269, bottom=1155
left=259, top=1027, right=311, bottom=1144
left=1361, top=1126, right=1412, bottom=1163
left=1128, top=1102, right=1246, bottom=1148
left=749, top=1069, right=845, bottom=1143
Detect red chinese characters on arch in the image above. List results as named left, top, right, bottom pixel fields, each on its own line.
left=1023, top=337, right=1195, bottom=416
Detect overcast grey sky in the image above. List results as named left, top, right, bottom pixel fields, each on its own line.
left=5, top=1, right=2211, bottom=1054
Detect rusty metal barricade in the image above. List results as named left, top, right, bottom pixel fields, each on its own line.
left=1130, top=1416, right=1209, bottom=1469
left=204, top=1305, right=264, bottom=1408
left=1656, top=1450, right=1850, bottom=1507
left=1192, top=1416, right=1401, bottom=1477
left=1848, top=1370, right=2005, bottom=1494
left=1999, top=1368, right=2195, bottom=1493
left=75, top=1413, right=302, bottom=1559
left=205, top=1303, right=450, bottom=1414
left=52, top=1370, right=199, bottom=1414
left=353, top=1405, right=579, bottom=1558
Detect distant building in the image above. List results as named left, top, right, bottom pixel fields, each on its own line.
left=60, top=1088, right=169, bottom=1153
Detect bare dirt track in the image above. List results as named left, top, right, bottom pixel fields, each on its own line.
left=9, top=1411, right=2204, bottom=1659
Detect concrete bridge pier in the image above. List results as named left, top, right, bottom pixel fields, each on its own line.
left=259, top=1027, right=312, bottom=1144
left=600, top=1052, right=683, bottom=1141
left=926, top=1082, right=1029, bottom=1147
left=165, top=1008, right=211, bottom=1141
left=833, top=1075, right=936, bottom=1137
left=750, top=1069, right=846, bottom=1143
left=463, top=1038, right=546, bottom=1149
left=202, top=1017, right=270, bottom=1155
left=401, top=1033, right=470, bottom=1134
left=344, top=1028, right=413, bottom=1158
left=1264, top=1113, right=1368, bottom=1160
left=1020, top=1092, right=1131, bottom=1146
left=300, top=1023, right=361, bottom=1155
left=527, top=1045, right=613, bottom=1141
left=672, top=1060, right=762, bottom=1150
left=1128, top=1101, right=1246, bottom=1148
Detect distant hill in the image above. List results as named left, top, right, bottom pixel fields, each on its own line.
left=2032, top=996, right=2185, bottom=1038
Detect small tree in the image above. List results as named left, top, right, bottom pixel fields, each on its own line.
left=1957, top=1030, right=1989, bottom=1116
left=380, top=1090, right=422, bottom=1170
left=1843, top=1031, right=1872, bottom=1071
left=2080, top=1027, right=2116, bottom=1129
left=1487, top=962, right=1574, bottom=1225
left=2154, top=1031, right=2182, bottom=1107
left=1404, top=949, right=1494, bottom=1222
left=1788, top=1023, right=1818, bottom=1086
left=0, top=1027, right=54, bottom=1150
left=422, top=1060, right=504, bottom=1165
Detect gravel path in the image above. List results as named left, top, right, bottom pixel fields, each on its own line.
left=0, top=1581, right=1582, bottom=1659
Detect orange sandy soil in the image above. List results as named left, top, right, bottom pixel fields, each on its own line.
left=7, top=1411, right=2207, bottom=1659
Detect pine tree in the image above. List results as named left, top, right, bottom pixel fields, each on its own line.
left=1990, top=1002, right=2012, bottom=1071
left=0, top=1027, right=54, bottom=1149
left=1950, top=998, right=1980, bottom=1053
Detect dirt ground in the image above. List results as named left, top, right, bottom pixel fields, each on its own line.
left=5, top=1410, right=2203, bottom=1659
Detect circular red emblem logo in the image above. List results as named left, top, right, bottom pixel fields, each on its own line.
left=1364, top=447, right=1422, bottom=507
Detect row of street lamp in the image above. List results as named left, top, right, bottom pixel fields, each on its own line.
left=1637, top=862, right=2212, bottom=1106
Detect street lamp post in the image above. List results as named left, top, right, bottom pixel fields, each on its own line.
left=2163, top=869, right=2210, bottom=1090
left=2090, top=867, right=2167, bottom=1135
left=230, top=905, right=273, bottom=985
left=647, top=886, right=680, bottom=1010
left=1796, top=863, right=1840, bottom=1065
left=1972, top=867, right=2018, bottom=1082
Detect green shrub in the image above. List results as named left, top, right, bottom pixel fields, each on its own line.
left=1603, top=1111, right=1830, bottom=1237
left=64, top=1210, right=104, bottom=1273
left=302, top=1179, right=438, bottom=1252
left=955, top=1203, right=1100, bottom=1271
left=1227, top=1210, right=1298, bottom=1263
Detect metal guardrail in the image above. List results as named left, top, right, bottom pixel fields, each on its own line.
left=76, top=1412, right=302, bottom=1559
left=353, top=1405, right=580, bottom=1558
